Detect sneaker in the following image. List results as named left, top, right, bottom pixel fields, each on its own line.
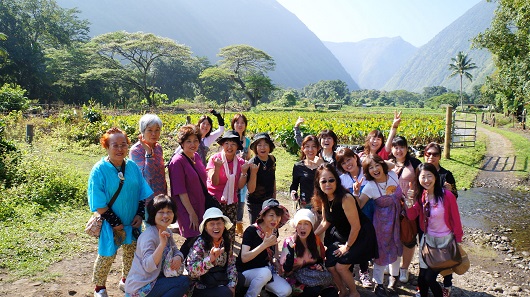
left=399, top=268, right=409, bottom=283
left=118, top=279, right=125, bottom=292
left=360, top=271, right=373, bottom=288
left=387, top=276, right=397, bottom=290
left=374, top=284, right=388, bottom=297
left=442, top=286, right=452, bottom=297
left=94, top=289, right=108, bottom=297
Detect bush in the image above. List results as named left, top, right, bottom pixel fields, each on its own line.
left=0, top=84, right=30, bottom=112
left=0, top=149, right=87, bottom=221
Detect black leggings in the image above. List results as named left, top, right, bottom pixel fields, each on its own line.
left=418, top=268, right=442, bottom=297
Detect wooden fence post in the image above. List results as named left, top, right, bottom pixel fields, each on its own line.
left=444, top=106, right=452, bottom=159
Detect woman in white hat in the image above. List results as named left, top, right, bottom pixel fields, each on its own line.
left=279, top=209, right=338, bottom=297
left=236, top=199, right=292, bottom=297
left=185, top=207, right=237, bottom=297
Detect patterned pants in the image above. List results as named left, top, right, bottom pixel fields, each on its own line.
left=219, top=203, right=237, bottom=246
left=92, top=242, right=136, bottom=286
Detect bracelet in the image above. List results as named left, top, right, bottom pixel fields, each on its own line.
left=145, top=153, right=152, bottom=158
left=353, top=192, right=360, bottom=197
left=241, top=173, right=248, bottom=177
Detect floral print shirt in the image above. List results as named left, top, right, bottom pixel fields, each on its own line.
left=185, top=236, right=237, bottom=290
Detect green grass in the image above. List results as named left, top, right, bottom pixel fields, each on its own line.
left=0, top=205, right=95, bottom=280
left=442, top=133, right=487, bottom=190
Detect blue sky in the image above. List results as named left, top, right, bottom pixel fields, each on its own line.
left=276, top=0, right=482, bottom=47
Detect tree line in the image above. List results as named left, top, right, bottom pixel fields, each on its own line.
left=0, top=0, right=524, bottom=115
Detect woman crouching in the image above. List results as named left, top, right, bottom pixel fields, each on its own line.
left=185, top=207, right=237, bottom=297
left=280, top=209, right=338, bottom=297
left=125, top=194, right=189, bottom=297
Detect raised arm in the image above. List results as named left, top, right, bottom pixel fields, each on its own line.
left=384, top=110, right=401, bottom=154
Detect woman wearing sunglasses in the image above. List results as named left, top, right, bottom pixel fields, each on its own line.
left=423, top=142, right=458, bottom=296
left=404, top=163, right=462, bottom=297
left=313, top=164, right=366, bottom=297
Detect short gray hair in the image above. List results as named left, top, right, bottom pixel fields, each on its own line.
left=139, top=114, right=162, bottom=134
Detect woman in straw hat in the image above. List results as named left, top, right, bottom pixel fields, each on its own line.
left=185, top=207, right=237, bottom=297
left=236, top=199, right=291, bottom=297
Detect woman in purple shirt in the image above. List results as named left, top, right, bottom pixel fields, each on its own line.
left=168, top=124, right=207, bottom=257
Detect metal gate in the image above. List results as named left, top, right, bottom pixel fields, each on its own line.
left=451, top=111, right=477, bottom=147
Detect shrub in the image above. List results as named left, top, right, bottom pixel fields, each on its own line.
left=0, top=84, right=30, bottom=112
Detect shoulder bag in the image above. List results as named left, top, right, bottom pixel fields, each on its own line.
left=85, top=161, right=125, bottom=238
left=181, top=152, right=221, bottom=209
left=293, top=264, right=333, bottom=287
left=200, top=258, right=229, bottom=288
left=421, top=191, right=462, bottom=270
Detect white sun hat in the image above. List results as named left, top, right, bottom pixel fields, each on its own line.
left=291, top=208, right=316, bottom=228
left=199, top=207, right=233, bottom=233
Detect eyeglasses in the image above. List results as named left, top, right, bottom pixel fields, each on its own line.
left=320, top=178, right=336, bottom=184
left=424, top=152, right=440, bottom=158
left=110, top=144, right=128, bottom=150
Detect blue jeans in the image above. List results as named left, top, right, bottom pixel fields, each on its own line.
left=147, top=275, right=189, bottom=297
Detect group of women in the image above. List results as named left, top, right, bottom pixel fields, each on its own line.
left=87, top=110, right=463, bottom=297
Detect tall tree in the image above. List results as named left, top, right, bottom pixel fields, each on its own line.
left=0, top=0, right=89, bottom=100
left=448, top=51, right=477, bottom=111
left=217, top=44, right=275, bottom=107
left=86, top=31, right=193, bottom=107
left=474, top=0, right=529, bottom=115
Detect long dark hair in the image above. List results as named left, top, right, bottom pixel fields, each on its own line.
left=294, top=226, right=321, bottom=262
left=414, top=163, right=444, bottom=204
left=312, top=163, right=348, bottom=212
left=200, top=218, right=232, bottom=254
left=317, top=129, right=338, bottom=152
left=197, top=115, right=213, bottom=138
left=363, top=129, right=385, bottom=155
left=389, top=136, right=412, bottom=163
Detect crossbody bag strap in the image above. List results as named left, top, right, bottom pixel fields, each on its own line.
left=108, top=161, right=126, bottom=209
left=181, top=152, right=209, bottom=196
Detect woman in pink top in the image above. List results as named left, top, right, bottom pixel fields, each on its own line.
left=206, top=130, right=249, bottom=244
left=405, top=163, right=463, bottom=297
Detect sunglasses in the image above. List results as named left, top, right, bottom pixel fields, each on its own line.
left=424, top=152, right=440, bottom=158
left=320, top=178, right=336, bottom=184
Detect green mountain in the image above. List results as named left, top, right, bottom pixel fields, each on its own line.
left=324, top=37, right=417, bottom=90
left=383, top=0, right=496, bottom=93
left=55, top=0, right=359, bottom=90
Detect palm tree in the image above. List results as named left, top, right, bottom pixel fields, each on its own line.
left=449, top=51, right=477, bottom=111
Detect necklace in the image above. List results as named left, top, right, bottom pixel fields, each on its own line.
left=377, top=176, right=388, bottom=191
left=107, top=157, right=125, bottom=180
left=329, top=198, right=335, bottom=212
left=258, top=157, right=268, bottom=170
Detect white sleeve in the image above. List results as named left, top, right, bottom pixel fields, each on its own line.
left=202, top=126, right=225, bottom=147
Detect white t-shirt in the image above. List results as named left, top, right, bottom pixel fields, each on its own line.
left=339, top=168, right=367, bottom=193
left=361, top=171, right=399, bottom=199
